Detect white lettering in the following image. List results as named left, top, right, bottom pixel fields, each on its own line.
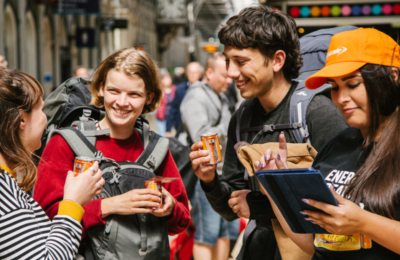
left=325, top=170, right=336, bottom=182
left=332, top=171, right=344, bottom=183
left=327, top=46, right=348, bottom=59
left=338, top=171, right=349, bottom=184
left=345, top=172, right=355, bottom=184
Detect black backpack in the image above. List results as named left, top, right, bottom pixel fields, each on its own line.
left=40, top=77, right=172, bottom=260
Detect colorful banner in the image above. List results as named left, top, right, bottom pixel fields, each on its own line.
left=289, top=3, right=400, bottom=18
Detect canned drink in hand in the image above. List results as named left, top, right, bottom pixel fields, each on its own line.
left=201, top=133, right=222, bottom=165
left=73, top=157, right=95, bottom=177
left=145, top=180, right=162, bottom=209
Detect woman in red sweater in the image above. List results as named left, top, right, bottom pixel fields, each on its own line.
left=34, top=48, right=190, bottom=254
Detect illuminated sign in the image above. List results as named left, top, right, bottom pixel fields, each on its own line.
left=289, top=3, right=400, bottom=18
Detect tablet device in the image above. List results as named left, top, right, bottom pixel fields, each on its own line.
left=255, top=167, right=338, bottom=234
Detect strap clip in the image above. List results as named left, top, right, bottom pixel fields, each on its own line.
left=262, top=125, right=275, bottom=133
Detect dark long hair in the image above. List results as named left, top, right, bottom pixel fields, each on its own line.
left=343, top=64, right=400, bottom=219
left=0, top=68, right=44, bottom=191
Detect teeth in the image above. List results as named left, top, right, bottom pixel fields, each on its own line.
left=115, top=109, right=129, bottom=114
left=236, top=80, right=249, bottom=86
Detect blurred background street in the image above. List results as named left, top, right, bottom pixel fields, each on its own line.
left=1, top=1, right=399, bottom=259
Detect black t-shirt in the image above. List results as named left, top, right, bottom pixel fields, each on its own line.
left=203, top=82, right=348, bottom=260
left=312, top=127, right=400, bottom=259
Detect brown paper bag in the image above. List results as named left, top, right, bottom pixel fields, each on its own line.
left=236, top=142, right=316, bottom=260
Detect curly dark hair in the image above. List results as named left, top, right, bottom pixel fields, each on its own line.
left=218, top=5, right=303, bottom=81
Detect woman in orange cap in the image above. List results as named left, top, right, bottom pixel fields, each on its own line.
left=255, top=28, right=400, bottom=259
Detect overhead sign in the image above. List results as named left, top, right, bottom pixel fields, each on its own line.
left=76, top=28, right=97, bottom=48
left=53, top=0, right=100, bottom=15
left=101, top=19, right=128, bottom=31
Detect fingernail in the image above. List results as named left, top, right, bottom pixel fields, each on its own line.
left=277, top=153, right=281, bottom=161
left=299, top=211, right=307, bottom=215
left=265, top=155, right=270, bottom=161
left=202, top=150, right=208, bottom=155
left=302, top=198, right=309, bottom=204
left=305, top=218, right=312, bottom=221
left=280, top=131, right=284, bottom=135
left=311, top=221, right=317, bottom=224
left=261, top=162, right=266, bottom=167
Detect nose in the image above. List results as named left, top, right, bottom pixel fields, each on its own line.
left=116, top=93, right=128, bottom=106
left=336, top=87, right=350, bottom=105
left=227, top=61, right=240, bottom=79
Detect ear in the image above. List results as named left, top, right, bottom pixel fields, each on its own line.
left=272, top=50, right=286, bottom=73
left=146, top=92, right=155, bottom=105
left=391, top=67, right=399, bottom=83
left=205, top=67, right=213, bottom=81
left=19, top=111, right=27, bottom=131
left=99, top=82, right=105, bottom=97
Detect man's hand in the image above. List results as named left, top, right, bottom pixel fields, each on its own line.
left=228, top=190, right=251, bottom=219
left=165, top=132, right=172, bottom=138
left=189, top=142, right=217, bottom=184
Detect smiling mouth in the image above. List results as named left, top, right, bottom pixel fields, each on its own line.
left=113, top=108, right=131, bottom=115
left=343, top=107, right=358, bottom=114
left=236, top=79, right=250, bottom=87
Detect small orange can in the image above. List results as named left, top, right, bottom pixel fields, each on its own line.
left=145, top=180, right=162, bottom=209
left=73, top=157, right=95, bottom=177
left=201, top=133, right=222, bottom=165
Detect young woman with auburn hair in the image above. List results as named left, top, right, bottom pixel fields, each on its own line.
left=34, top=48, right=190, bottom=255
left=0, top=68, right=104, bottom=259
left=255, top=28, right=400, bottom=259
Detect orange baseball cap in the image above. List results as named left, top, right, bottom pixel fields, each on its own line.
left=306, top=28, right=400, bottom=89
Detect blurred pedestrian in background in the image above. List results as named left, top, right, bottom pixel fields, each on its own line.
left=181, top=52, right=238, bottom=260
left=156, top=68, right=177, bottom=136
left=166, top=62, right=203, bottom=139
left=173, top=66, right=187, bottom=85
left=0, top=55, right=8, bottom=68
left=73, top=65, right=89, bottom=78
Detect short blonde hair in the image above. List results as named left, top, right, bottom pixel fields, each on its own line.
left=90, top=48, right=162, bottom=114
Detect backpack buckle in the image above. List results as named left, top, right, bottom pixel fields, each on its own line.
left=262, top=125, right=275, bottom=133
left=79, top=109, right=92, bottom=121
left=292, top=123, right=303, bottom=129
left=109, top=167, right=121, bottom=184
left=138, top=249, right=147, bottom=256
left=147, top=156, right=156, bottom=169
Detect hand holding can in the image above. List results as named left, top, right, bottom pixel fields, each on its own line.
left=201, top=133, right=222, bottom=165
left=73, top=157, right=96, bottom=177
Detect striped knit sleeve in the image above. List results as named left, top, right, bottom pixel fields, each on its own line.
left=0, top=174, right=82, bottom=260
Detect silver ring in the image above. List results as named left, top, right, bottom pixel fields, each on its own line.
left=88, top=167, right=96, bottom=175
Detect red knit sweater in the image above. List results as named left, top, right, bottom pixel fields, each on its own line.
left=34, top=130, right=190, bottom=237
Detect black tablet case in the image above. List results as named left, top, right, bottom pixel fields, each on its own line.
left=255, top=168, right=338, bottom=234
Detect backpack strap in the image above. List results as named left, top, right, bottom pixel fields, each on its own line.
left=48, top=127, right=102, bottom=159
left=135, top=132, right=169, bottom=172
left=236, top=100, right=252, bottom=143
left=290, top=80, right=331, bottom=144
left=70, top=109, right=110, bottom=146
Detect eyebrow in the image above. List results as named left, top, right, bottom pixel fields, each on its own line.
left=222, top=53, right=248, bottom=59
left=327, top=75, right=360, bottom=82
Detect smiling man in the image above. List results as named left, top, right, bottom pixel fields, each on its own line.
left=189, top=6, right=348, bottom=260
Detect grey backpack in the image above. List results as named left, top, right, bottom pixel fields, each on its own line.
left=48, top=122, right=170, bottom=260
left=41, top=77, right=171, bottom=260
